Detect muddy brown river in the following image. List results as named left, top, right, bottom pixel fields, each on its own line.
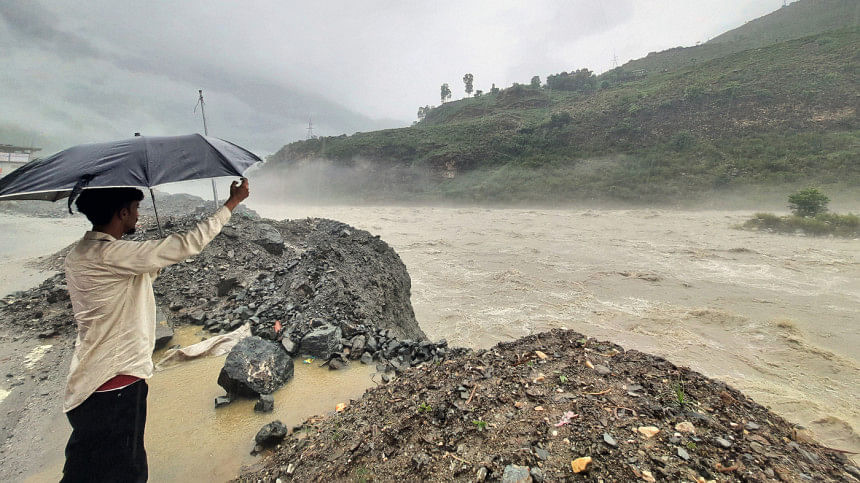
left=1, top=204, right=858, bottom=480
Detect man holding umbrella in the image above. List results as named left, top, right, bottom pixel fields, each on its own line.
left=60, top=178, right=249, bottom=482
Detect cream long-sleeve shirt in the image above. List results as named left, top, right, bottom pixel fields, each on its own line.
left=63, top=206, right=232, bottom=412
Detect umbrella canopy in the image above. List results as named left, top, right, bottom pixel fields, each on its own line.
left=0, top=133, right=261, bottom=202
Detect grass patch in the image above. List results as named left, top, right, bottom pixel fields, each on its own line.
left=742, top=212, right=860, bottom=237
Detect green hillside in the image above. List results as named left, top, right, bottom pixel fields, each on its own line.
left=268, top=25, right=859, bottom=203
left=617, top=0, right=859, bottom=76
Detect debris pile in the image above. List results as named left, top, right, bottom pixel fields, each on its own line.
left=239, top=329, right=856, bottom=482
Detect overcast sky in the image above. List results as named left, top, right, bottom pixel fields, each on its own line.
left=1, top=1, right=788, bottom=156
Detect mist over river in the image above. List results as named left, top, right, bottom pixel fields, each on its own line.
left=255, top=203, right=859, bottom=455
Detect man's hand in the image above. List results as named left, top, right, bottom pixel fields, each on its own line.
left=224, top=178, right=250, bottom=212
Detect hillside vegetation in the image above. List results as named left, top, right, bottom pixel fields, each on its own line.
left=267, top=6, right=859, bottom=203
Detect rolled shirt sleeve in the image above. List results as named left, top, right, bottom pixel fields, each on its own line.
left=101, top=206, right=232, bottom=276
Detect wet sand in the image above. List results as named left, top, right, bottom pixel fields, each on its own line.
left=254, top=203, right=860, bottom=456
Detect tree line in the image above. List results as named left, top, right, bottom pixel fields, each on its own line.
left=419, top=68, right=599, bottom=121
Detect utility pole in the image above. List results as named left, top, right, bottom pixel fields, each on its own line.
left=197, top=89, right=219, bottom=208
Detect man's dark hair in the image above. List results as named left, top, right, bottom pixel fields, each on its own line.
left=75, top=188, right=144, bottom=226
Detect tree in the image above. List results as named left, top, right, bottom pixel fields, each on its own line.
left=463, top=73, right=474, bottom=97
left=530, top=75, right=541, bottom=88
left=474, top=90, right=483, bottom=97
left=490, top=83, right=499, bottom=94
left=440, top=83, right=452, bottom=103
left=417, top=105, right=432, bottom=121
left=788, top=187, right=829, bottom=217
left=546, top=68, right=597, bottom=92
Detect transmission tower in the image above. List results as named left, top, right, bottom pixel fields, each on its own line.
left=306, top=118, right=315, bottom=139
left=611, top=52, right=619, bottom=69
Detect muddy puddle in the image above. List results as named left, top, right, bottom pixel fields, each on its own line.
left=27, top=327, right=377, bottom=482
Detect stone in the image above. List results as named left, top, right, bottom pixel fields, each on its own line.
left=217, top=336, right=295, bottom=397
left=638, top=426, right=660, bottom=438
left=328, top=357, right=347, bottom=370
left=571, top=457, right=592, bottom=473
left=476, top=466, right=488, bottom=482
left=154, top=306, right=174, bottom=350
left=254, top=420, right=288, bottom=446
left=254, top=394, right=274, bottom=413
left=254, top=224, right=285, bottom=255
left=217, top=277, right=239, bottom=296
left=300, top=325, right=342, bottom=360
left=603, top=432, right=617, bottom=447
left=713, top=437, right=732, bottom=449
left=501, top=464, right=532, bottom=482
left=675, top=421, right=695, bottom=433
left=745, top=421, right=760, bottom=431
left=534, top=447, right=549, bottom=460
left=593, top=364, right=611, bottom=376
left=677, top=447, right=690, bottom=460
left=529, top=467, right=544, bottom=483
left=280, top=338, right=298, bottom=355
left=360, top=352, right=374, bottom=365
left=348, top=335, right=366, bottom=359
left=215, top=395, right=232, bottom=408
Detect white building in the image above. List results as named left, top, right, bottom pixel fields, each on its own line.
left=0, top=145, right=41, bottom=178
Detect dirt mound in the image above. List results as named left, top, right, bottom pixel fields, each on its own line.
left=238, top=329, right=856, bottom=482
left=0, top=205, right=424, bottom=346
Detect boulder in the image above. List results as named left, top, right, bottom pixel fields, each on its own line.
left=348, top=335, right=366, bottom=360
left=300, top=325, right=341, bottom=359
left=217, top=336, right=294, bottom=397
left=254, top=420, right=288, bottom=446
left=254, top=224, right=285, bottom=255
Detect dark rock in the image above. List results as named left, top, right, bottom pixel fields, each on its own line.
left=215, top=395, right=232, bottom=408
left=254, top=420, right=288, bottom=446
left=300, top=325, right=341, bottom=359
left=360, top=352, right=374, bottom=365
left=348, top=335, right=366, bottom=359
left=534, top=447, right=549, bottom=460
left=254, top=224, right=285, bottom=255
left=381, top=373, right=392, bottom=383
left=254, top=394, right=275, bottom=413
left=217, top=277, right=239, bottom=297
left=217, top=336, right=294, bottom=397
left=329, top=357, right=347, bottom=370
left=529, top=467, right=544, bottom=483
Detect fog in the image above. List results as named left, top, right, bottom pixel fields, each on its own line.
left=1, top=1, right=787, bottom=155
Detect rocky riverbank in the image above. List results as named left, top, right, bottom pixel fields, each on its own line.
left=238, top=329, right=859, bottom=482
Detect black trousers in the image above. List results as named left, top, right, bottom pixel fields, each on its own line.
left=62, top=380, right=148, bottom=483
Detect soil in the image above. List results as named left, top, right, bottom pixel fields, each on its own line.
left=238, top=329, right=858, bottom=482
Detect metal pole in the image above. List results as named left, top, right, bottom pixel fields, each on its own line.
left=198, top=89, right=219, bottom=208
left=149, top=188, right=164, bottom=238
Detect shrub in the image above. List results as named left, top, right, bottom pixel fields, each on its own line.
left=788, top=187, right=829, bottom=217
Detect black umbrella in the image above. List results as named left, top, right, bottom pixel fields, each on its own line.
left=0, top=133, right=261, bottom=234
